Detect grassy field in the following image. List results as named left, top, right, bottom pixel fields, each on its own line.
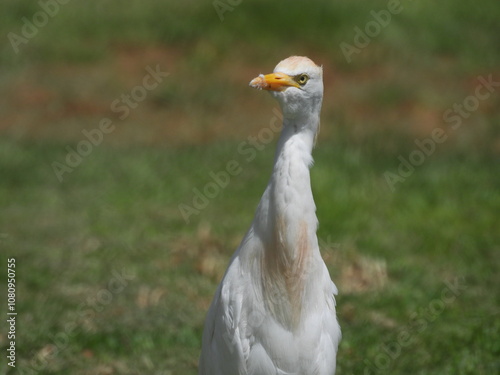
left=1, top=0, right=499, bottom=374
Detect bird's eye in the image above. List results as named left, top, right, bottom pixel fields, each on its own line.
left=296, top=74, right=309, bottom=85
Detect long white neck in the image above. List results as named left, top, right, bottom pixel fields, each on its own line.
left=269, top=114, right=319, bottom=249
left=251, top=112, right=321, bottom=329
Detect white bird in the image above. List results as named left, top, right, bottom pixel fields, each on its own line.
left=199, top=56, right=341, bottom=375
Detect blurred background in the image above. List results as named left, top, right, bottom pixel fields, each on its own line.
left=0, top=0, right=499, bottom=374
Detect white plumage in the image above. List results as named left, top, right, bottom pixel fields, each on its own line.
left=199, top=56, right=341, bottom=375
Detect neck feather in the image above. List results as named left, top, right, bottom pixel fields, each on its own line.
left=253, top=113, right=321, bottom=329
left=269, top=115, right=320, bottom=257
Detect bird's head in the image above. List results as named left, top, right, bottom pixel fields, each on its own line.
left=249, top=56, right=323, bottom=120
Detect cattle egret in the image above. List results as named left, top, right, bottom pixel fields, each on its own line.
left=199, top=56, right=340, bottom=375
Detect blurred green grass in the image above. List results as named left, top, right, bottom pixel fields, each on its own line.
left=1, top=138, right=499, bottom=374
left=0, top=0, right=499, bottom=374
left=1, top=0, right=499, bottom=69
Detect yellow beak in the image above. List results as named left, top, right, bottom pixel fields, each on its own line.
left=249, top=72, right=300, bottom=91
